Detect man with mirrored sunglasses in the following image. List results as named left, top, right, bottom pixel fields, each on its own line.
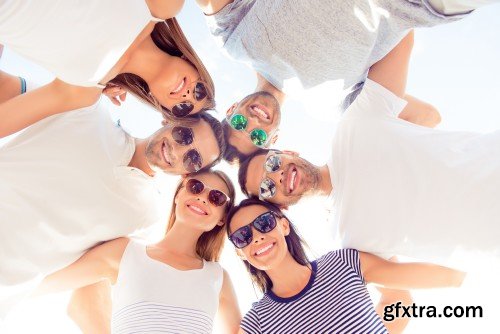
left=238, top=33, right=500, bottom=266
left=0, top=69, right=226, bottom=318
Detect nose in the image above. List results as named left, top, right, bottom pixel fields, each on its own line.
left=268, top=170, right=284, bottom=185
left=196, top=196, right=207, bottom=205
left=181, top=88, right=190, bottom=99
left=252, top=228, right=266, bottom=243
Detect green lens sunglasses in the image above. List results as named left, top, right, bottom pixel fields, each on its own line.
left=227, top=113, right=269, bottom=147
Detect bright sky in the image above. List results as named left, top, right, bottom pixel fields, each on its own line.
left=1, top=2, right=500, bottom=333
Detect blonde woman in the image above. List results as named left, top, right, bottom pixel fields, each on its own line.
left=0, top=0, right=215, bottom=139
left=37, top=170, right=241, bottom=333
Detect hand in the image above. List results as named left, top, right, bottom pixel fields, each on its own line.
left=102, top=84, right=127, bottom=106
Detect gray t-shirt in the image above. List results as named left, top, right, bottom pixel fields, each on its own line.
left=207, top=0, right=465, bottom=110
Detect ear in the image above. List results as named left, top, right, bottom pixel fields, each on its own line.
left=181, top=174, right=188, bottom=179
left=279, top=204, right=289, bottom=211
left=270, top=130, right=280, bottom=145
left=279, top=216, right=290, bottom=236
left=226, top=103, right=238, bottom=116
left=216, top=219, right=225, bottom=227
left=235, top=248, right=247, bottom=260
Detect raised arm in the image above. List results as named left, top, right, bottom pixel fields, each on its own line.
left=35, top=237, right=129, bottom=295
left=367, top=31, right=414, bottom=98
left=359, top=252, right=466, bottom=290
left=0, top=70, right=23, bottom=103
left=195, top=0, right=233, bottom=15
left=217, top=269, right=242, bottom=333
left=0, top=78, right=101, bottom=138
left=146, top=0, right=185, bottom=19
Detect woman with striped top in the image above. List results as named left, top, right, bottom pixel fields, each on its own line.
left=227, top=198, right=466, bottom=334
left=37, top=170, right=241, bottom=333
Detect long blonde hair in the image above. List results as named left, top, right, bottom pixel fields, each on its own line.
left=109, top=18, right=216, bottom=124
left=166, top=170, right=235, bottom=261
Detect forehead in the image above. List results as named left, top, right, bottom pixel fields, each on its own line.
left=245, top=154, right=268, bottom=197
left=230, top=204, right=269, bottom=232
left=191, top=120, right=220, bottom=166
left=186, top=172, right=229, bottom=195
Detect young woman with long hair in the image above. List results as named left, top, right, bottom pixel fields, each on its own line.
left=226, top=198, right=466, bottom=334
left=0, top=0, right=215, bottom=138
left=36, top=170, right=241, bottom=333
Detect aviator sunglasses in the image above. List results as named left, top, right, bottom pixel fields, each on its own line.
left=227, top=113, right=270, bottom=147
left=259, top=151, right=282, bottom=200
left=185, top=178, right=229, bottom=207
left=168, top=81, right=208, bottom=117
left=228, top=211, right=278, bottom=249
left=171, top=126, right=203, bottom=173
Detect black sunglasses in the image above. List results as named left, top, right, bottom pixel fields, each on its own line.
left=185, top=178, right=229, bottom=207
left=171, top=126, right=203, bottom=173
left=168, top=82, right=208, bottom=117
left=228, top=211, right=278, bottom=249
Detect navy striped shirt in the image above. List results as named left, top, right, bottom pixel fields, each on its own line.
left=240, top=249, right=387, bottom=334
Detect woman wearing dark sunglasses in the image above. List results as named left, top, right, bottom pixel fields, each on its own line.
left=227, top=198, right=466, bottom=334
left=36, top=170, right=241, bottom=333
left=0, top=0, right=215, bottom=139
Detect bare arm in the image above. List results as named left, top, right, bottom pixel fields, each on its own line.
left=0, top=78, right=101, bottom=138
left=399, top=94, right=441, bottom=128
left=218, top=269, right=242, bottom=333
left=146, top=0, right=185, bottom=19
left=359, top=252, right=466, bottom=290
left=35, top=238, right=129, bottom=295
left=67, top=281, right=112, bottom=334
left=367, top=31, right=414, bottom=98
left=375, top=287, right=413, bottom=334
left=195, top=0, right=233, bottom=15
left=0, top=70, right=22, bottom=104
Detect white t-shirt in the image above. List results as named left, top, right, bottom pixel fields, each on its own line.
left=328, top=79, right=500, bottom=263
left=0, top=102, right=162, bottom=316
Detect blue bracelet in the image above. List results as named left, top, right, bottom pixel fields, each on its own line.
left=19, top=77, right=26, bottom=94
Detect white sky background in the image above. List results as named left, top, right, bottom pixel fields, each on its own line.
left=1, top=2, right=500, bottom=333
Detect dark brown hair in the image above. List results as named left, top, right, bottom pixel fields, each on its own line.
left=221, top=120, right=251, bottom=165
left=238, top=149, right=270, bottom=197
left=109, top=18, right=215, bottom=124
left=226, top=198, right=309, bottom=293
left=166, top=170, right=235, bottom=261
left=195, top=112, right=226, bottom=171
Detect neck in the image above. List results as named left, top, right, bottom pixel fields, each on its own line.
left=156, top=219, right=203, bottom=259
left=121, top=36, right=169, bottom=82
left=318, top=164, right=333, bottom=195
left=129, top=138, right=155, bottom=176
left=266, top=253, right=311, bottom=298
left=255, top=73, right=286, bottom=105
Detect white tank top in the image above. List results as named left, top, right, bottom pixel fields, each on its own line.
left=112, top=241, right=223, bottom=334
left=0, top=0, right=163, bottom=87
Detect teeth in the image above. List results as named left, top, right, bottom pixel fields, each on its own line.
left=289, top=170, right=297, bottom=192
left=252, top=106, right=269, bottom=119
left=188, top=205, right=207, bottom=215
left=171, top=78, right=185, bottom=94
left=255, top=243, right=273, bottom=255
left=162, top=144, right=171, bottom=166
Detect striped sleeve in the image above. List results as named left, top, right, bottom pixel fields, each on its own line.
left=335, top=248, right=365, bottom=283
left=240, top=306, right=261, bottom=334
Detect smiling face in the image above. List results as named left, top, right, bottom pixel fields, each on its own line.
left=175, top=173, right=230, bottom=232
left=149, top=56, right=210, bottom=117
left=229, top=205, right=290, bottom=271
left=244, top=151, right=321, bottom=207
left=225, top=92, right=281, bottom=156
left=145, top=119, right=220, bottom=175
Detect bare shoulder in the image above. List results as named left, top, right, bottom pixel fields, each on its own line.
left=146, top=0, right=186, bottom=19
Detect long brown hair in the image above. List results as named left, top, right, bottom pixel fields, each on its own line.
left=166, top=170, right=235, bottom=261
left=226, top=198, right=310, bottom=293
left=109, top=18, right=216, bottom=124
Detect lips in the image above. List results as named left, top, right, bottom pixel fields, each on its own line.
left=285, top=165, right=299, bottom=194
left=187, top=203, right=208, bottom=215
left=170, top=77, right=186, bottom=96
left=254, top=242, right=275, bottom=257
left=249, top=104, right=271, bottom=122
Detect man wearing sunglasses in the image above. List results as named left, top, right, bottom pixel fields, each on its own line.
left=0, top=69, right=225, bottom=318
left=238, top=33, right=500, bottom=264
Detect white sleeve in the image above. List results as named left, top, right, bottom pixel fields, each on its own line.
left=346, top=79, right=408, bottom=119
left=205, top=0, right=253, bottom=47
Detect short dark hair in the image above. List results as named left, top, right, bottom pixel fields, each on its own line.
left=192, top=111, right=226, bottom=171
left=221, top=120, right=250, bottom=165
left=226, top=198, right=309, bottom=293
left=238, top=148, right=270, bottom=197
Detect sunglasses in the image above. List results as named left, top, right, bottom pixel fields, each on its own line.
left=168, top=82, right=208, bottom=117
left=185, top=178, right=229, bottom=207
left=228, top=211, right=278, bottom=249
left=171, top=126, right=203, bottom=173
left=259, top=152, right=282, bottom=200
left=227, top=113, right=270, bottom=147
